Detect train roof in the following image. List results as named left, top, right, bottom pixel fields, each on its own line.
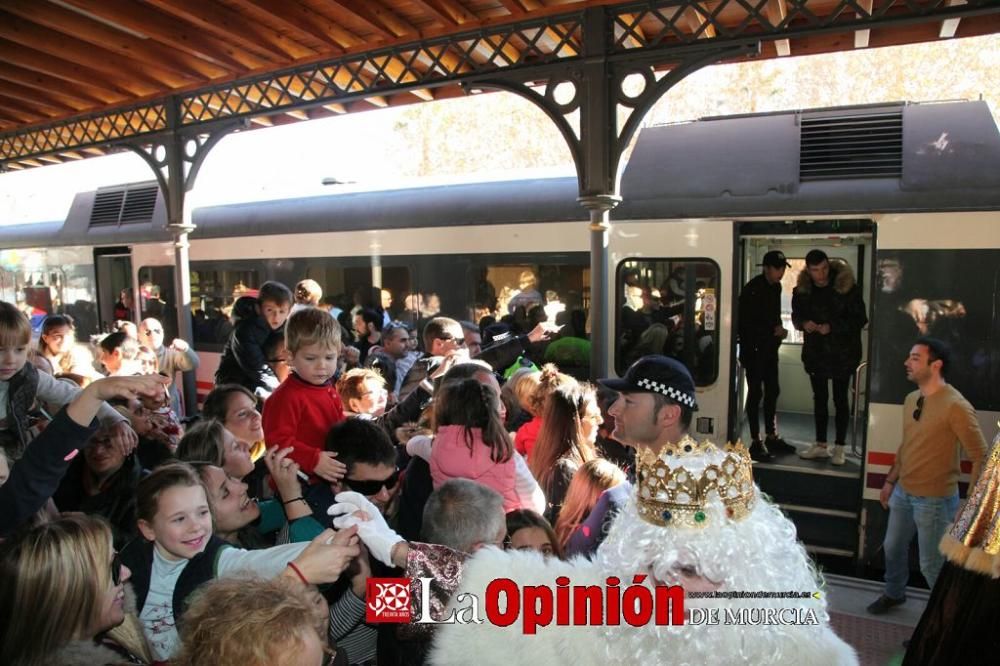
left=3, top=100, right=998, bottom=249
left=617, top=100, right=1000, bottom=218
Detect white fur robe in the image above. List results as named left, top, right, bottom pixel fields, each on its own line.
left=429, top=497, right=858, bottom=666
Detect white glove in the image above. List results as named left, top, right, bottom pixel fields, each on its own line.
left=327, top=491, right=404, bottom=566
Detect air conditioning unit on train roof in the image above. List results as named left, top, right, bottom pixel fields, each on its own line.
left=798, top=104, right=904, bottom=182
left=89, top=181, right=160, bottom=227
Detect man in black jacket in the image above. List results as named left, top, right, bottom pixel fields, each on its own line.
left=739, top=250, right=795, bottom=461
left=792, top=250, right=868, bottom=466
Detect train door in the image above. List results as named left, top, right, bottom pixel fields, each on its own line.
left=736, top=222, right=874, bottom=572
left=608, top=218, right=733, bottom=439
left=94, top=247, right=133, bottom=332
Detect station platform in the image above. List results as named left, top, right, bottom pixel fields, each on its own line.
left=825, top=574, right=928, bottom=666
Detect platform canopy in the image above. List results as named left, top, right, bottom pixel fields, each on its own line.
left=2, top=0, right=999, bottom=170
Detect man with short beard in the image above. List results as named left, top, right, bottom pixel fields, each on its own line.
left=867, top=337, right=986, bottom=616
left=332, top=356, right=858, bottom=665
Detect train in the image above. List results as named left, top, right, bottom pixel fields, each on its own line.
left=2, top=99, right=999, bottom=578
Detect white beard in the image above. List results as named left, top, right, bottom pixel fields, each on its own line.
left=429, top=492, right=858, bottom=666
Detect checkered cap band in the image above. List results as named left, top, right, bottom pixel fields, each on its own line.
left=635, top=377, right=696, bottom=408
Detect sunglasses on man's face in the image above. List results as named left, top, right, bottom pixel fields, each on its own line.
left=341, top=469, right=400, bottom=496
left=142, top=328, right=162, bottom=335
left=436, top=335, right=466, bottom=348
left=913, top=396, right=925, bottom=422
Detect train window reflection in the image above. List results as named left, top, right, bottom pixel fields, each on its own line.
left=138, top=266, right=179, bottom=343
left=616, top=258, right=720, bottom=386
left=0, top=247, right=99, bottom=338
left=191, top=267, right=260, bottom=348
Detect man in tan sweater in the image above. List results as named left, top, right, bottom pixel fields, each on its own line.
left=868, top=337, right=987, bottom=614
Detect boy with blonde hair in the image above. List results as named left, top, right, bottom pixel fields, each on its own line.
left=0, top=301, right=135, bottom=459
left=262, top=307, right=347, bottom=481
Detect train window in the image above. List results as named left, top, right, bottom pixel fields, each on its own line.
left=189, top=258, right=414, bottom=351
left=0, top=246, right=99, bottom=338
left=191, top=266, right=261, bottom=350
left=187, top=253, right=591, bottom=378
left=616, top=258, right=721, bottom=386
left=138, top=267, right=179, bottom=344
left=405, top=253, right=591, bottom=375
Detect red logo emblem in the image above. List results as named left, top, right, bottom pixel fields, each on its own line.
left=366, top=577, right=412, bottom=623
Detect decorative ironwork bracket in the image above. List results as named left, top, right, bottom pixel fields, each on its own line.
left=124, top=106, right=246, bottom=234
left=462, top=8, right=759, bottom=200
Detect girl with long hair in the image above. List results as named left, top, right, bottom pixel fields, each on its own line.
left=553, top=458, right=626, bottom=551
left=201, top=384, right=264, bottom=449
left=505, top=508, right=563, bottom=559
left=528, top=369, right=600, bottom=524
left=0, top=514, right=151, bottom=665
left=429, top=377, right=528, bottom=512
left=177, top=419, right=254, bottom=480
left=36, top=314, right=94, bottom=377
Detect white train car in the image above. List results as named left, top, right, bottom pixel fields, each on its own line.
left=3, top=100, right=999, bottom=579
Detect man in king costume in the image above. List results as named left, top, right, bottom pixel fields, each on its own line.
left=332, top=356, right=857, bottom=665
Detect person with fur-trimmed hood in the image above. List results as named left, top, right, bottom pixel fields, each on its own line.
left=792, top=250, right=868, bottom=466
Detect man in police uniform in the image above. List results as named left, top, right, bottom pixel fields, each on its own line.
left=739, top=250, right=795, bottom=461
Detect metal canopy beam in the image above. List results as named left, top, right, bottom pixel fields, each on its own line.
left=122, top=103, right=246, bottom=415
left=2, top=0, right=998, bottom=166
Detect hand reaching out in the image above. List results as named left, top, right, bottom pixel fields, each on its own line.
left=328, top=491, right=403, bottom=566
left=107, top=420, right=138, bottom=457
left=527, top=322, right=562, bottom=343
left=287, top=526, right=360, bottom=585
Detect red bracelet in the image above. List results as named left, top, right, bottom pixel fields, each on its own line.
left=286, top=561, right=309, bottom=585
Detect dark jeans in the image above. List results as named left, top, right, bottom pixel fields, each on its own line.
left=809, top=373, right=850, bottom=445
left=744, top=353, right=779, bottom=440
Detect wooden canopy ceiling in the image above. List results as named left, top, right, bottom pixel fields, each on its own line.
left=1, top=0, right=999, bottom=170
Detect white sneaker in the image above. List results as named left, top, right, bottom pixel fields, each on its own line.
left=831, top=445, right=846, bottom=466
left=799, top=443, right=832, bottom=460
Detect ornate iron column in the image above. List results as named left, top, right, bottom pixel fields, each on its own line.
left=466, top=6, right=756, bottom=378
left=126, top=103, right=244, bottom=415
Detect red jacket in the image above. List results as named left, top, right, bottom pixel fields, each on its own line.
left=514, top=416, right=543, bottom=459
left=262, top=373, right=345, bottom=475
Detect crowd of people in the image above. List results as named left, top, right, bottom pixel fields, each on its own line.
left=0, top=264, right=996, bottom=665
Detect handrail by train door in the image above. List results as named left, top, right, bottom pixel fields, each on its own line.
left=850, top=360, right=868, bottom=458
left=733, top=356, right=746, bottom=442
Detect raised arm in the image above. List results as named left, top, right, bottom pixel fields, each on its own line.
left=0, top=374, right=170, bottom=537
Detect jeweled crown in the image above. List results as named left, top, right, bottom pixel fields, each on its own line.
left=635, top=436, right=756, bottom=528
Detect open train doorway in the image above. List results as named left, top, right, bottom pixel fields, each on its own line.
left=94, top=247, right=133, bottom=333
left=734, top=220, right=874, bottom=570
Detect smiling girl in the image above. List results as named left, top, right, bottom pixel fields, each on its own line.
left=121, top=462, right=360, bottom=661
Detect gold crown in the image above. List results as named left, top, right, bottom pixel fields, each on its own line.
left=635, top=436, right=756, bottom=528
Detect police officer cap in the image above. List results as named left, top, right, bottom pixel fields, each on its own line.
left=599, top=355, right=698, bottom=410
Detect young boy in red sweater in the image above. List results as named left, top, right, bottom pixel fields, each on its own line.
left=262, top=307, right=347, bottom=481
